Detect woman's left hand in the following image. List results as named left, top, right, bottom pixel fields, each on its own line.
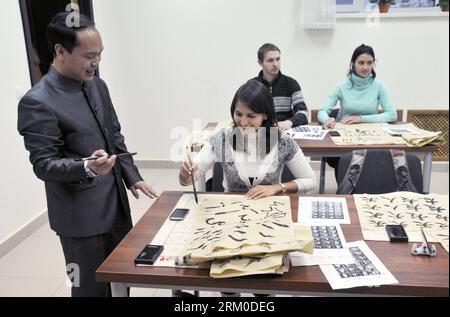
left=244, top=184, right=280, bottom=200
left=341, top=116, right=362, bottom=125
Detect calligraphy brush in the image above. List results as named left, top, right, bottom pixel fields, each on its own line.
left=186, top=147, right=198, bottom=204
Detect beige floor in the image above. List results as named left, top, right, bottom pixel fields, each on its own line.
left=0, top=166, right=448, bottom=297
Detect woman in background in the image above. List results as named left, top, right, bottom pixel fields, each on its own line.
left=317, top=44, right=398, bottom=178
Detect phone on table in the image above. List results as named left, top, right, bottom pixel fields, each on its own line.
left=169, top=208, right=189, bottom=221
left=328, top=131, right=341, bottom=137
left=134, top=245, right=164, bottom=265
left=385, top=224, right=408, bottom=242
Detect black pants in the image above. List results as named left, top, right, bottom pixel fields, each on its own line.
left=59, top=212, right=132, bottom=297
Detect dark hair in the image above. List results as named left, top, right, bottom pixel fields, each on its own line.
left=257, top=43, right=280, bottom=63
left=230, top=79, right=279, bottom=156
left=47, top=11, right=96, bottom=57
left=348, top=44, right=377, bottom=82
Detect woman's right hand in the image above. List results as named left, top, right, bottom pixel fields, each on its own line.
left=325, top=117, right=336, bottom=129
left=179, top=160, right=199, bottom=185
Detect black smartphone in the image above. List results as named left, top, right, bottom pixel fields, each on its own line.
left=134, top=245, right=164, bottom=265
left=169, top=208, right=189, bottom=221
left=329, top=131, right=341, bottom=137
left=385, top=224, right=408, bottom=242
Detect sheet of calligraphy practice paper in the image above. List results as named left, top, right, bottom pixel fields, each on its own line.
left=290, top=125, right=323, bottom=134
left=319, top=240, right=398, bottom=290
left=286, top=125, right=328, bottom=141
left=210, top=225, right=309, bottom=278
left=183, top=195, right=313, bottom=265
left=331, top=123, right=406, bottom=145
left=383, top=124, right=419, bottom=136
left=354, top=192, right=449, bottom=252
left=298, top=197, right=351, bottom=224
left=210, top=253, right=286, bottom=278
left=383, top=123, right=444, bottom=147
left=402, top=130, right=444, bottom=147
left=150, top=194, right=208, bottom=268
left=290, top=224, right=353, bottom=266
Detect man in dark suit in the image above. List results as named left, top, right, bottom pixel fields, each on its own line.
left=17, top=12, right=157, bottom=297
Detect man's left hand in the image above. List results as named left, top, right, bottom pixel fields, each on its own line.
left=278, top=120, right=293, bottom=131
left=130, top=181, right=158, bottom=199
left=341, top=116, right=362, bottom=125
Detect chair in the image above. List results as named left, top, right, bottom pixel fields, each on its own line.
left=336, top=149, right=423, bottom=194
left=395, top=109, right=404, bottom=122
left=206, top=162, right=296, bottom=193
left=210, top=162, right=224, bottom=192
left=310, top=109, right=339, bottom=164
left=281, top=166, right=296, bottom=183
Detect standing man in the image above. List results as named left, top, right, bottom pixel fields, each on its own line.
left=253, top=43, right=309, bottom=131
left=17, top=12, right=157, bottom=297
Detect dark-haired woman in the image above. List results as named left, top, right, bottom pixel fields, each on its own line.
left=318, top=44, right=397, bottom=128
left=179, top=79, right=315, bottom=199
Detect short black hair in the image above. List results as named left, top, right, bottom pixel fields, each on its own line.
left=257, top=43, right=280, bottom=63
left=47, top=11, right=95, bottom=57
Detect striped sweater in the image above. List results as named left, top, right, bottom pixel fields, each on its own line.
left=254, top=70, right=309, bottom=127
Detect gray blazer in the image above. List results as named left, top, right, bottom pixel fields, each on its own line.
left=18, top=67, right=142, bottom=237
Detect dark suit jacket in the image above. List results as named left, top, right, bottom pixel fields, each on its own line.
left=18, top=67, right=143, bottom=237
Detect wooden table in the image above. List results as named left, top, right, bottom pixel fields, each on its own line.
left=96, top=191, right=449, bottom=297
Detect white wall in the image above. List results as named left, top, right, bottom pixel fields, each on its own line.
left=0, top=0, right=47, bottom=244
left=92, top=0, right=449, bottom=161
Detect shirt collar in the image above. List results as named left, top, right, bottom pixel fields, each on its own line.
left=47, top=66, right=87, bottom=91
left=258, top=70, right=282, bottom=85
left=350, top=73, right=374, bottom=87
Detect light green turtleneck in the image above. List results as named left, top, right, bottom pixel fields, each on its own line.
left=318, top=74, right=397, bottom=124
